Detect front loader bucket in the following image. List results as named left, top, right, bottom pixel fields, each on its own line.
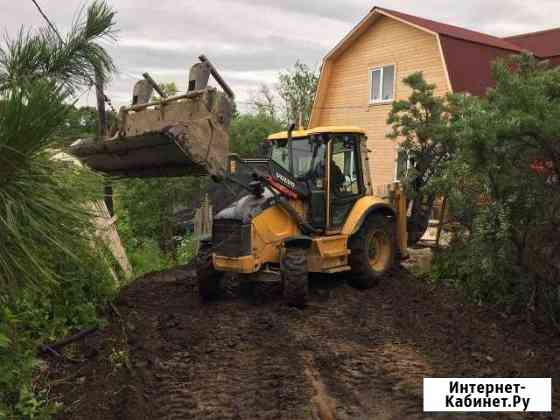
left=69, top=88, right=231, bottom=178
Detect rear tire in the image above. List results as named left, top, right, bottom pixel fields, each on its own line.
left=196, top=241, right=224, bottom=300
left=281, top=247, right=308, bottom=308
left=348, top=214, right=395, bottom=289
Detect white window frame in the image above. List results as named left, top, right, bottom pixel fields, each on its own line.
left=394, top=148, right=412, bottom=182
left=369, top=64, right=396, bottom=105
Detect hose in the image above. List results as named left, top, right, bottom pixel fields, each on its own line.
left=276, top=196, right=319, bottom=236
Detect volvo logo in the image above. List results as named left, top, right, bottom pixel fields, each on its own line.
left=274, top=172, right=296, bottom=189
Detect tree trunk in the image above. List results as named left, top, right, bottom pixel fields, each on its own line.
left=95, top=71, right=114, bottom=217
left=407, top=192, right=436, bottom=245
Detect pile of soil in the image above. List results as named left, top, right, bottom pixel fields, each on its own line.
left=47, top=265, right=560, bottom=420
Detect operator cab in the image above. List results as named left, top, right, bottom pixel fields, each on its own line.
left=266, top=126, right=368, bottom=232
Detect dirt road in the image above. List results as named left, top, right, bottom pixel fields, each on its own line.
left=51, top=266, right=559, bottom=420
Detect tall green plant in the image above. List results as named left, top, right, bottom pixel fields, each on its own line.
left=0, top=0, right=116, bottom=289
left=0, top=2, right=118, bottom=417
left=386, top=72, right=457, bottom=244
left=432, top=54, right=560, bottom=320
left=277, top=61, right=319, bottom=126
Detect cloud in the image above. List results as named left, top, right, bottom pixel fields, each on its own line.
left=2, top=0, right=560, bottom=110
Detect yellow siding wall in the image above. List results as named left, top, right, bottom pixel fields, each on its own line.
left=314, top=16, right=450, bottom=186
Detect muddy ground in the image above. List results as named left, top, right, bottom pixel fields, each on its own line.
left=47, top=265, right=560, bottom=420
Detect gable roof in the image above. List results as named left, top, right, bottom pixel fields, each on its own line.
left=504, top=28, right=560, bottom=58
left=325, top=7, right=523, bottom=61
left=376, top=7, right=523, bottom=52
left=311, top=7, right=560, bottom=126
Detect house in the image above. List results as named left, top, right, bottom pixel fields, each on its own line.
left=309, top=7, right=560, bottom=186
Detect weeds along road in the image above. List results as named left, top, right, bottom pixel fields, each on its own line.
left=53, top=265, right=559, bottom=420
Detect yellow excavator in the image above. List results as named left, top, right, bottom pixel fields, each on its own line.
left=70, top=56, right=409, bottom=307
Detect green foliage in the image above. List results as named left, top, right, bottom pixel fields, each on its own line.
left=431, top=54, right=560, bottom=319
left=114, top=176, right=203, bottom=270
left=124, top=239, right=173, bottom=276
left=229, top=112, right=284, bottom=157
left=151, top=81, right=178, bottom=101
left=387, top=72, right=457, bottom=196
left=251, top=84, right=278, bottom=120
left=277, top=61, right=319, bottom=126
left=0, top=240, right=115, bottom=419
left=0, top=1, right=116, bottom=93
left=387, top=72, right=457, bottom=242
left=60, top=105, right=118, bottom=142
left=0, top=2, right=118, bottom=417
left=0, top=0, right=116, bottom=289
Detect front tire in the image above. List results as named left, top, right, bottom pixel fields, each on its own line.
left=196, top=241, right=224, bottom=300
left=281, top=247, right=308, bottom=308
left=348, top=214, right=395, bottom=289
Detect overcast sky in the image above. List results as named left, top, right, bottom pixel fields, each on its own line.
left=3, top=0, right=560, bottom=110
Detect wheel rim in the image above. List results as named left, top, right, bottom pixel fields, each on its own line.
left=367, top=230, right=391, bottom=272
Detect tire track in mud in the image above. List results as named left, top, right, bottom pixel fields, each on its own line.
left=106, top=268, right=540, bottom=420
left=287, top=286, right=425, bottom=420
left=124, top=272, right=440, bottom=420
left=285, top=280, right=497, bottom=420
left=133, top=281, right=314, bottom=420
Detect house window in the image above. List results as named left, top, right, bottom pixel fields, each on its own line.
left=369, top=65, right=395, bottom=104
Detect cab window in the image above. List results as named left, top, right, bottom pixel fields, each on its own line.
left=270, top=143, right=290, bottom=172
left=330, top=134, right=363, bottom=227
left=270, top=137, right=325, bottom=180
left=331, top=135, right=361, bottom=195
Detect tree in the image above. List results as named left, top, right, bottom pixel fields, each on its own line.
left=0, top=0, right=117, bottom=289
left=115, top=176, right=202, bottom=263
left=60, top=105, right=118, bottom=141
left=387, top=72, right=457, bottom=244
left=229, top=112, right=284, bottom=157
left=151, top=81, right=178, bottom=101
left=0, top=2, right=118, bottom=416
left=277, top=61, right=319, bottom=127
left=434, top=53, right=560, bottom=319
left=250, top=83, right=278, bottom=120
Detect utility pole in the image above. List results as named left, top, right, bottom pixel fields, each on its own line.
left=95, top=71, right=114, bottom=216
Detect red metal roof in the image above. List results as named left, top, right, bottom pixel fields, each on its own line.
left=374, top=7, right=526, bottom=95
left=319, top=7, right=559, bottom=100
left=439, top=36, right=514, bottom=96
left=504, top=28, right=560, bottom=58
left=376, top=7, right=524, bottom=52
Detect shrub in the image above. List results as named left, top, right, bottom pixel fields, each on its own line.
left=431, top=54, right=560, bottom=323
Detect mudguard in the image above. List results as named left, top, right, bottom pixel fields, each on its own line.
left=341, top=196, right=396, bottom=236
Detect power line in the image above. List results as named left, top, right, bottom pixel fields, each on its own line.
left=30, top=0, right=115, bottom=112
left=30, top=0, right=63, bottom=43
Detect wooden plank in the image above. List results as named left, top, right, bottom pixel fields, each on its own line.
left=193, top=195, right=213, bottom=255
left=312, top=15, right=451, bottom=186
left=92, top=200, right=132, bottom=280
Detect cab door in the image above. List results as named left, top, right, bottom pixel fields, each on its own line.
left=326, top=134, right=365, bottom=231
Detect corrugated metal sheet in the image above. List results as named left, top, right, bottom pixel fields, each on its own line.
left=504, top=28, right=560, bottom=58
left=440, top=35, right=515, bottom=95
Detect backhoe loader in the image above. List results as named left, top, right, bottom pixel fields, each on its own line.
left=68, top=55, right=409, bottom=307
left=199, top=125, right=409, bottom=306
